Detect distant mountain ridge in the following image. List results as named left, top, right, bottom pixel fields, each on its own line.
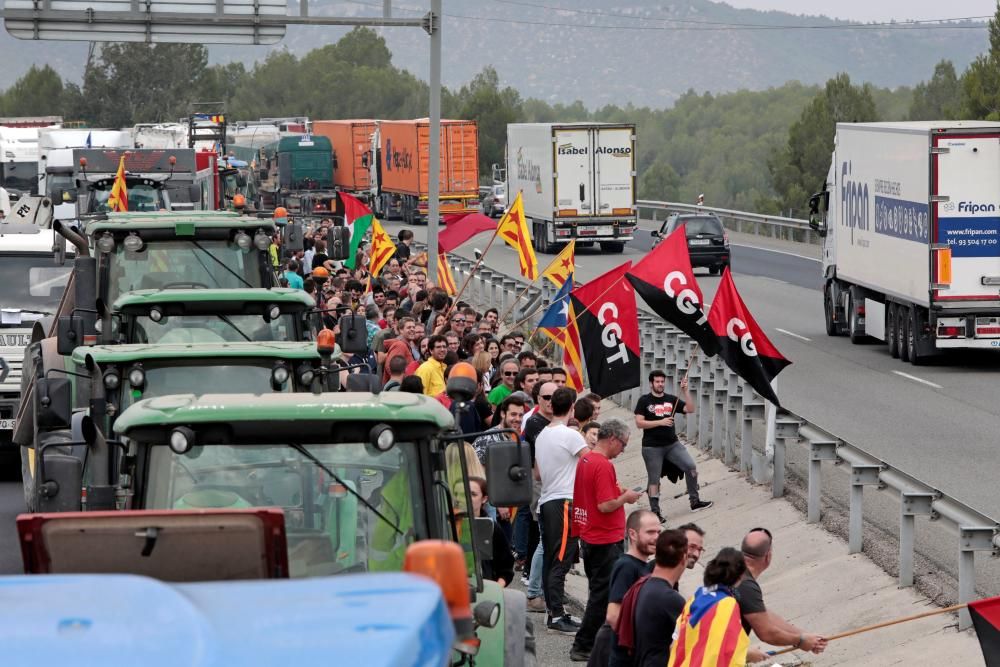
left=0, top=0, right=988, bottom=108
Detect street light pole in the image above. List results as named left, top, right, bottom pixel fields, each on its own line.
left=383, top=0, right=391, bottom=18
left=426, top=0, right=442, bottom=284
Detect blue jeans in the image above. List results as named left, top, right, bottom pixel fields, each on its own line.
left=527, top=521, right=544, bottom=599
left=513, top=504, right=531, bottom=558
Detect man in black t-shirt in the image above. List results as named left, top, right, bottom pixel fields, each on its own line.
left=633, top=369, right=711, bottom=521
left=590, top=510, right=659, bottom=667
left=631, top=530, right=688, bottom=667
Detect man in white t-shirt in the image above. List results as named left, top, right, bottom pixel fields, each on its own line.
left=535, top=385, right=587, bottom=635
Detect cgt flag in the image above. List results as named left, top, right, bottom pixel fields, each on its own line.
left=570, top=262, right=640, bottom=397
left=627, top=224, right=718, bottom=355
left=970, top=595, right=1000, bottom=667
left=707, top=268, right=790, bottom=406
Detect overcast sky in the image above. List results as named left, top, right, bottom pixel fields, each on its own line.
left=716, top=0, right=997, bottom=22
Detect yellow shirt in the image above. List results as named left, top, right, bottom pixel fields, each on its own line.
left=415, top=359, right=447, bottom=396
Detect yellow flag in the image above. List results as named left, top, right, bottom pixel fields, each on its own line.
left=438, top=252, right=458, bottom=295
left=107, top=155, right=128, bottom=212
left=368, top=218, right=397, bottom=277
left=542, top=239, right=575, bottom=288
left=496, top=192, right=537, bottom=280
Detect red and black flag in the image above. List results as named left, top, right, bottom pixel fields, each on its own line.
left=569, top=262, right=641, bottom=397
left=627, top=224, right=719, bottom=355
left=706, top=268, right=790, bottom=407
left=970, top=595, right=1000, bottom=667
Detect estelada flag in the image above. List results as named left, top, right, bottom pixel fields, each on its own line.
left=368, top=218, right=397, bottom=277
left=107, top=155, right=128, bottom=212
left=570, top=262, right=640, bottom=397
left=542, top=239, right=575, bottom=288
left=627, top=224, right=718, bottom=355
left=706, top=268, right=790, bottom=406
left=668, top=586, right=750, bottom=667
left=536, top=277, right=585, bottom=390
left=970, top=595, right=1000, bottom=667
left=497, top=191, right=537, bottom=280
left=437, top=252, right=458, bottom=295
left=440, top=212, right=496, bottom=254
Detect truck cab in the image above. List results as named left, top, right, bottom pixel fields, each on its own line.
left=72, top=148, right=205, bottom=215
left=38, top=129, right=133, bottom=224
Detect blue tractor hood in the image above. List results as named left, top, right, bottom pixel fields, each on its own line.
left=0, top=572, right=454, bottom=666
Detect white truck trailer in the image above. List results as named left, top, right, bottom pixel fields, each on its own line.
left=38, top=129, right=132, bottom=224
left=0, top=126, right=41, bottom=198
left=506, top=122, right=636, bottom=254
left=809, top=121, right=1000, bottom=364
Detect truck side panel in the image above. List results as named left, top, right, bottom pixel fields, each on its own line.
left=379, top=120, right=479, bottom=198
left=507, top=123, right=556, bottom=222
left=832, top=127, right=932, bottom=306
left=314, top=120, right=374, bottom=191
left=933, top=134, right=1000, bottom=303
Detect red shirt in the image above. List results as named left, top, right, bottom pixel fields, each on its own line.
left=573, top=451, right=624, bottom=545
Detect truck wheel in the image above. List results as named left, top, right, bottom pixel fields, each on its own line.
left=887, top=304, right=900, bottom=359
left=824, top=283, right=841, bottom=336
left=502, top=589, right=536, bottom=667
left=848, top=290, right=867, bottom=344
left=899, top=307, right=911, bottom=362
left=908, top=307, right=926, bottom=366
left=601, top=241, right=625, bottom=254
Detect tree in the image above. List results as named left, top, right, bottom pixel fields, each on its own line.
left=0, top=66, right=65, bottom=117
left=450, top=67, right=522, bottom=176
left=638, top=159, right=680, bottom=201
left=769, top=73, right=877, bottom=212
left=909, top=60, right=960, bottom=120
left=962, top=5, right=1000, bottom=120
left=79, top=43, right=209, bottom=126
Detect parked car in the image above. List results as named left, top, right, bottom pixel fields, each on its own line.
left=654, top=213, right=730, bottom=274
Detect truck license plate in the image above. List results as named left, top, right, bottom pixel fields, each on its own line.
left=689, top=239, right=711, bottom=246
left=0, top=419, right=14, bottom=431
left=597, top=226, right=614, bottom=236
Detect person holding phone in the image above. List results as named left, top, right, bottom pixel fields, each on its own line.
left=568, top=419, right=643, bottom=662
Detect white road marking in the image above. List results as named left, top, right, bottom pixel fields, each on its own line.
left=731, top=243, right=821, bottom=263
left=891, top=370, right=942, bottom=389
left=776, top=328, right=811, bottom=342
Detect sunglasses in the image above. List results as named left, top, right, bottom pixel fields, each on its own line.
left=452, top=318, right=466, bottom=323
left=539, top=394, right=552, bottom=401
left=503, top=371, right=518, bottom=377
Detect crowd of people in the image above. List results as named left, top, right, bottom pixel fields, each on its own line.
left=271, top=220, right=827, bottom=666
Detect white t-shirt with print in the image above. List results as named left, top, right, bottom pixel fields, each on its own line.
left=536, top=423, right=588, bottom=506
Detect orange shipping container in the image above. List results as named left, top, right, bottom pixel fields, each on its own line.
left=313, top=119, right=376, bottom=191
left=378, top=119, right=479, bottom=198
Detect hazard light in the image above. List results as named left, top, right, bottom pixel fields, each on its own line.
left=404, top=541, right=476, bottom=650
left=934, top=246, right=952, bottom=288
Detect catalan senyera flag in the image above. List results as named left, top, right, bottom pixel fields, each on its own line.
left=542, top=239, right=575, bottom=288
left=437, top=252, right=458, bottom=295
left=107, top=155, right=128, bottom=212
left=368, top=218, right=397, bottom=278
left=668, top=586, right=750, bottom=667
left=536, top=277, right=585, bottom=390
left=496, top=191, right=537, bottom=280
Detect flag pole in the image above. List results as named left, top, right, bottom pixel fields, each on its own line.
left=534, top=273, right=628, bottom=357
left=768, top=602, right=967, bottom=658
left=496, top=251, right=567, bottom=324
left=445, top=226, right=502, bottom=314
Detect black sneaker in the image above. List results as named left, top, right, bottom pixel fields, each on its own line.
left=690, top=499, right=714, bottom=512
left=547, top=615, right=579, bottom=636
left=654, top=510, right=667, bottom=524
left=569, top=647, right=591, bottom=662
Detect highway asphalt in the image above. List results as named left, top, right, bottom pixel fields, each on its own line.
left=0, top=220, right=996, bottom=577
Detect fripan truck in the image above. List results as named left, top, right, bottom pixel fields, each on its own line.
left=506, top=122, right=636, bottom=255
left=808, top=121, right=1000, bottom=365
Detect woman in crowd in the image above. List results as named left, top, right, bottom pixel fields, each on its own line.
left=469, top=476, right=514, bottom=587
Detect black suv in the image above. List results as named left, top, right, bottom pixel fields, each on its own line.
left=653, top=213, right=730, bottom=274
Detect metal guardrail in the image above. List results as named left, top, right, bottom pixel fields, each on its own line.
left=636, top=200, right=817, bottom=245
left=436, top=248, right=1000, bottom=631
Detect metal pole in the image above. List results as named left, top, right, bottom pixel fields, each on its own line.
left=383, top=0, right=391, bottom=17
left=426, top=0, right=442, bottom=283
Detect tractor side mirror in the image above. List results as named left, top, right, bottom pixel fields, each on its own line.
left=36, top=449, right=83, bottom=513
left=35, top=377, right=72, bottom=431
left=188, top=184, right=202, bottom=203
left=56, top=316, right=85, bottom=356
left=472, top=517, right=495, bottom=562
left=327, top=225, right=351, bottom=261
left=284, top=221, right=304, bottom=254
left=338, top=314, right=369, bottom=355
left=484, top=438, right=532, bottom=507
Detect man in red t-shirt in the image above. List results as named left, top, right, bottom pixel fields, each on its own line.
left=569, top=418, right=642, bottom=662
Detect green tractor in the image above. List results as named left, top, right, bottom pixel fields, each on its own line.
left=33, top=387, right=537, bottom=666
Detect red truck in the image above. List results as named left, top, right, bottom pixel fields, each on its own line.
left=372, top=119, right=480, bottom=225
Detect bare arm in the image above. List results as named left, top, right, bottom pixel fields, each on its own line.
left=744, top=611, right=802, bottom=646
left=598, top=488, right=641, bottom=513
left=606, top=602, right=622, bottom=628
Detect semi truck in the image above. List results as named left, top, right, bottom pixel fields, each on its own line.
left=72, top=148, right=207, bottom=214
left=370, top=119, right=480, bottom=225
left=257, top=134, right=337, bottom=216
left=506, top=122, right=637, bottom=254
left=38, top=129, right=133, bottom=224
left=314, top=119, right=375, bottom=198
left=808, top=121, right=1000, bottom=364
